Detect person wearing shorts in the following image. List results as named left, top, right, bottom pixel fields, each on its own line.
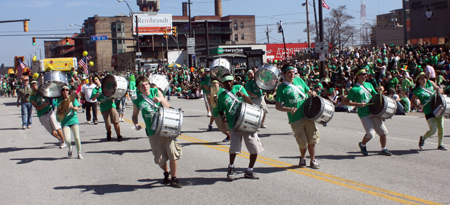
left=29, top=81, right=66, bottom=148
left=218, top=74, right=264, bottom=180
left=132, top=76, right=182, bottom=188
left=245, top=70, right=268, bottom=128
left=91, top=80, right=123, bottom=142
left=276, top=65, right=320, bottom=169
left=344, top=67, right=392, bottom=156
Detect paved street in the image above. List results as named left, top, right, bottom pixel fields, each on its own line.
left=1, top=96, right=449, bottom=204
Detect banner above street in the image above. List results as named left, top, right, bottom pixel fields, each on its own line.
left=132, top=14, right=173, bottom=36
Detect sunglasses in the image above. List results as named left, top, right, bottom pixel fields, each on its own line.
left=62, top=89, right=70, bottom=92
left=358, top=73, right=367, bottom=76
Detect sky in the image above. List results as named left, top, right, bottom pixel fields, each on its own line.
left=0, top=0, right=402, bottom=67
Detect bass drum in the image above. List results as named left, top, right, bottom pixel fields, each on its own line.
left=210, top=58, right=231, bottom=81
left=102, top=75, right=129, bottom=98
left=39, top=71, right=68, bottom=98
left=430, top=94, right=450, bottom=118
left=154, top=107, right=183, bottom=138
left=369, top=95, right=397, bottom=120
left=233, top=103, right=263, bottom=133
left=149, top=74, right=170, bottom=96
left=304, top=96, right=335, bottom=126
left=255, top=64, right=280, bottom=91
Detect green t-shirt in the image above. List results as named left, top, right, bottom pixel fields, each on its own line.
left=212, top=87, right=225, bottom=117
left=245, top=80, right=263, bottom=99
left=133, top=88, right=160, bottom=136
left=217, top=85, right=249, bottom=130
left=347, top=82, right=378, bottom=118
left=413, top=80, right=435, bottom=115
left=57, top=98, right=80, bottom=126
left=91, top=87, right=116, bottom=113
left=388, top=77, right=399, bottom=89
left=200, top=75, right=211, bottom=94
left=30, top=92, right=52, bottom=117
left=275, top=78, right=310, bottom=123
left=401, top=78, right=414, bottom=92
left=400, top=96, right=410, bottom=113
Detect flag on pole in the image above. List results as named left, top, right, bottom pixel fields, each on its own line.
left=322, top=0, right=330, bottom=9
left=78, top=57, right=88, bottom=75
left=17, top=59, right=27, bottom=78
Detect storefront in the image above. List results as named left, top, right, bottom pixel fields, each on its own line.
left=195, top=46, right=265, bottom=70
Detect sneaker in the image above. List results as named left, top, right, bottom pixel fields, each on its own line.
left=107, top=132, right=112, bottom=141
left=87, top=121, right=91, bottom=124
left=438, top=145, right=448, bottom=151
left=208, top=124, right=213, bottom=131
left=359, top=142, right=368, bottom=156
left=120, top=118, right=125, bottom=122
left=162, top=172, right=171, bottom=185
left=419, top=136, right=425, bottom=149
left=117, top=135, right=123, bottom=142
left=170, top=177, right=182, bottom=188
left=27, top=126, right=31, bottom=129
left=227, top=167, right=236, bottom=181
left=82, top=109, right=85, bottom=113
left=22, top=126, right=26, bottom=130
left=299, top=157, right=306, bottom=168
left=222, top=137, right=230, bottom=142
left=310, top=160, right=320, bottom=169
left=207, top=112, right=212, bottom=117
left=379, top=149, right=392, bottom=156
left=94, top=121, right=98, bottom=125
left=244, top=170, right=260, bottom=179
left=59, top=140, right=67, bottom=149
left=78, top=154, right=83, bottom=159
left=68, top=147, right=73, bottom=158
left=260, top=123, right=267, bottom=128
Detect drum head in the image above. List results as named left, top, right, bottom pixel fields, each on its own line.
left=233, top=103, right=243, bottom=123
left=304, top=97, right=322, bottom=119
left=211, top=66, right=230, bottom=81
left=369, top=94, right=384, bottom=115
left=430, top=95, right=444, bottom=111
left=255, top=68, right=279, bottom=91
left=102, top=75, right=117, bottom=97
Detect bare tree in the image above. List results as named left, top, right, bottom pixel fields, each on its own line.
left=304, top=5, right=356, bottom=49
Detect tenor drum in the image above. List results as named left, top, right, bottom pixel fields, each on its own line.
left=154, top=108, right=183, bottom=138
left=255, top=64, right=280, bottom=91
left=149, top=74, right=170, bottom=95
left=369, top=95, right=397, bottom=120
left=102, top=75, right=129, bottom=98
left=38, top=71, right=68, bottom=98
left=233, top=103, right=264, bottom=133
left=430, top=94, right=450, bottom=118
left=304, top=96, right=335, bottom=126
left=210, top=58, right=231, bottom=81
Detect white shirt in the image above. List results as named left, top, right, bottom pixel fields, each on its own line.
left=425, top=65, right=436, bottom=79
left=81, top=83, right=97, bottom=103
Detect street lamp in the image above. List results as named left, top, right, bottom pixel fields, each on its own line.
left=117, top=0, right=134, bottom=15
left=69, top=23, right=82, bottom=27
left=302, top=0, right=311, bottom=48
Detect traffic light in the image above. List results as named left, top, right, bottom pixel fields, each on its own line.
left=172, top=26, right=177, bottom=37
left=163, top=28, right=167, bottom=39
left=32, top=37, right=36, bottom=46
left=65, top=36, right=69, bottom=45
left=23, top=21, right=28, bottom=32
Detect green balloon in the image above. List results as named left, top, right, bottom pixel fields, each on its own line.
left=274, top=60, right=278, bottom=63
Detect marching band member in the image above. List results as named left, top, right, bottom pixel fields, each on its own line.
left=343, top=67, right=392, bottom=156
left=245, top=70, right=268, bottom=128
left=29, top=80, right=66, bottom=148
left=210, top=79, right=231, bottom=142
left=411, top=72, right=447, bottom=150
left=218, top=74, right=264, bottom=180
left=132, top=76, right=183, bottom=188
left=275, top=65, right=320, bottom=169
left=198, top=69, right=214, bottom=131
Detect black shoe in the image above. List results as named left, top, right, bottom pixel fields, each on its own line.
left=244, top=170, right=259, bottom=179
left=208, top=124, right=213, bottom=131
left=227, top=167, right=236, bottom=181
left=117, top=135, right=123, bottom=142
left=359, top=142, right=368, bottom=156
left=94, top=120, right=98, bottom=125
left=170, top=177, right=182, bottom=188
left=107, top=132, right=112, bottom=141
left=162, top=172, right=170, bottom=184
left=438, top=145, right=448, bottom=151
left=223, top=137, right=230, bottom=142
left=419, top=136, right=425, bottom=149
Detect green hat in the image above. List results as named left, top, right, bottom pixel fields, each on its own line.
left=246, top=70, right=254, bottom=74
left=30, top=81, right=38, bottom=85
left=282, top=66, right=295, bottom=73
left=198, top=69, right=205, bottom=73
left=212, top=80, right=219, bottom=83
left=222, top=75, right=234, bottom=82
left=415, top=72, right=425, bottom=81
left=61, top=85, right=69, bottom=90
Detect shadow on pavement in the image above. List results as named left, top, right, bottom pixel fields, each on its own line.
left=3, top=102, right=17, bottom=106
left=0, top=146, right=55, bottom=153
left=183, top=115, right=205, bottom=118
left=139, top=177, right=226, bottom=186
left=181, top=141, right=226, bottom=147
left=0, top=127, right=26, bottom=131
left=54, top=181, right=160, bottom=195
left=196, top=166, right=299, bottom=176
left=258, top=132, right=293, bottom=138
left=10, top=157, right=65, bottom=164
left=86, top=149, right=151, bottom=155
left=74, top=137, right=144, bottom=145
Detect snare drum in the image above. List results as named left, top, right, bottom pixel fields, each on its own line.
left=304, top=96, right=335, bottom=126
left=102, top=75, right=129, bottom=98
left=38, top=71, right=68, bottom=98
left=255, top=64, right=280, bottom=91
left=210, top=58, right=231, bottom=81
left=430, top=94, right=450, bottom=118
left=369, top=95, right=397, bottom=120
left=233, top=103, right=264, bottom=133
left=149, top=74, right=170, bottom=96
left=154, top=107, right=183, bottom=138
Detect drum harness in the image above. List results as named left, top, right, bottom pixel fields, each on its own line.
left=225, top=87, right=241, bottom=113
left=141, top=94, right=159, bottom=130
left=283, top=81, right=307, bottom=110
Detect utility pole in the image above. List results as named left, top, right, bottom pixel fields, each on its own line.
left=135, top=15, right=141, bottom=72
left=188, top=0, right=193, bottom=68
left=205, top=20, right=209, bottom=58
left=318, top=0, right=325, bottom=78
left=306, top=0, right=311, bottom=48
left=313, top=0, right=319, bottom=40
left=266, top=26, right=270, bottom=44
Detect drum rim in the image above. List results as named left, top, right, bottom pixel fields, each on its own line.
left=369, top=95, right=397, bottom=119
left=233, top=103, right=245, bottom=130
left=304, top=96, right=324, bottom=121
left=233, top=103, right=264, bottom=133
left=255, top=65, right=280, bottom=91
left=154, top=107, right=183, bottom=138
left=102, top=75, right=129, bottom=98
left=431, top=94, right=447, bottom=118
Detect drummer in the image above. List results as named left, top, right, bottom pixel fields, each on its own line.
left=245, top=70, right=268, bottom=128
left=132, top=76, right=183, bottom=188
left=210, top=79, right=231, bottom=142
left=275, top=65, right=320, bottom=169
left=411, top=72, right=447, bottom=150
left=218, top=74, right=264, bottom=180
left=343, top=67, right=392, bottom=156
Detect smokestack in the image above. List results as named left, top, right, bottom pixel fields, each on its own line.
left=182, top=2, right=188, bottom=16
left=215, top=0, right=222, bottom=17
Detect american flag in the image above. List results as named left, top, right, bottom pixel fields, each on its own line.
left=17, top=59, right=27, bottom=78
left=78, top=56, right=91, bottom=75
left=322, top=0, right=330, bottom=10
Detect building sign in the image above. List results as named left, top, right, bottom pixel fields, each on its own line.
left=132, top=14, right=172, bottom=36
left=209, top=48, right=248, bottom=55
left=40, top=58, right=77, bottom=72
left=266, top=43, right=314, bottom=61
